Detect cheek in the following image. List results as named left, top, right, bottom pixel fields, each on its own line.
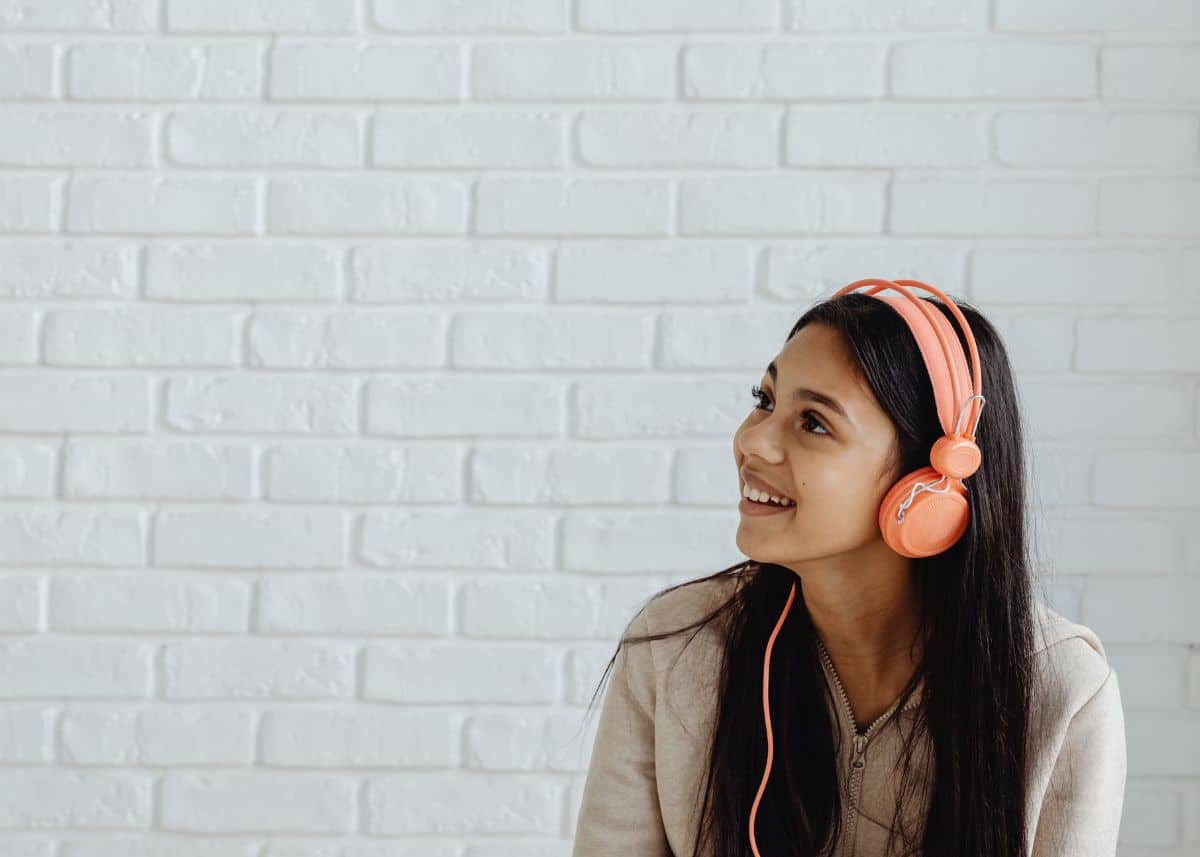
left=786, top=454, right=870, bottom=504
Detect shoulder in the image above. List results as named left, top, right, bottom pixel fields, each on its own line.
left=1029, top=598, right=1117, bottom=722
left=620, top=572, right=742, bottom=735
left=621, top=572, right=741, bottom=691
left=635, top=572, right=742, bottom=638
left=1024, top=599, right=1126, bottom=834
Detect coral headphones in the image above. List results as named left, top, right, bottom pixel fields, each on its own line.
left=747, top=279, right=986, bottom=857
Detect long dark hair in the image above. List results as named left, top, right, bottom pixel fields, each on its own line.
left=581, top=292, right=1057, bottom=857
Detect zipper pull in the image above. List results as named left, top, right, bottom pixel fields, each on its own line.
left=852, top=733, right=867, bottom=769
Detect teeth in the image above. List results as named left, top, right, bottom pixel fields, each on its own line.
left=742, top=482, right=793, bottom=507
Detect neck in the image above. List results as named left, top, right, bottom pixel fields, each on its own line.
left=785, top=546, right=924, bottom=698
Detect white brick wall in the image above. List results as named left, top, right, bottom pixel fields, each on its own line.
left=0, top=1, right=1196, bottom=854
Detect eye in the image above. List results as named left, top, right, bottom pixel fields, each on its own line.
left=750, top=384, right=772, bottom=413
left=799, top=411, right=830, bottom=437
left=750, top=384, right=830, bottom=437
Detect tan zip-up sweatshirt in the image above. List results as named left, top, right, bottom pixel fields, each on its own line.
left=571, top=574, right=1126, bottom=857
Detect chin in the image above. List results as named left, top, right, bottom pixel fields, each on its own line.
left=735, top=532, right=778, bottom=558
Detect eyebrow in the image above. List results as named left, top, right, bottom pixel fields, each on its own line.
left=766, top=360, right=848, bottom=420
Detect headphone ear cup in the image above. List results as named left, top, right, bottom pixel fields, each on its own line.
left=878, top=466, right=970, bottom=558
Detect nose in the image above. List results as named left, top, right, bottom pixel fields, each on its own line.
left=735, top=414, right=786, bottom=464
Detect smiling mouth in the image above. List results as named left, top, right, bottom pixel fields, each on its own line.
left=741, top=481, right=794, bottom=507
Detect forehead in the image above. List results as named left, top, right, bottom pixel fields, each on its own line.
left=773, top=324, right=855, bottom=385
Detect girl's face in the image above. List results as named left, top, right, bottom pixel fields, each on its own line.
left=732, top=323, right=903, bottom=565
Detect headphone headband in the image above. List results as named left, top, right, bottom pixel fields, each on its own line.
left=831, top=278, right=984, bottom=443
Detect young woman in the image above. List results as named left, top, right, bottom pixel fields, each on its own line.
left=571, top=283, right=1126, bottom=857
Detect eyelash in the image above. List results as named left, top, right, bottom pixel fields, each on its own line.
left=750, top=384, right=830, bottom=436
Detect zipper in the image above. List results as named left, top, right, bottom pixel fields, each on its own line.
left=815, top=635, right=920, bottom=857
